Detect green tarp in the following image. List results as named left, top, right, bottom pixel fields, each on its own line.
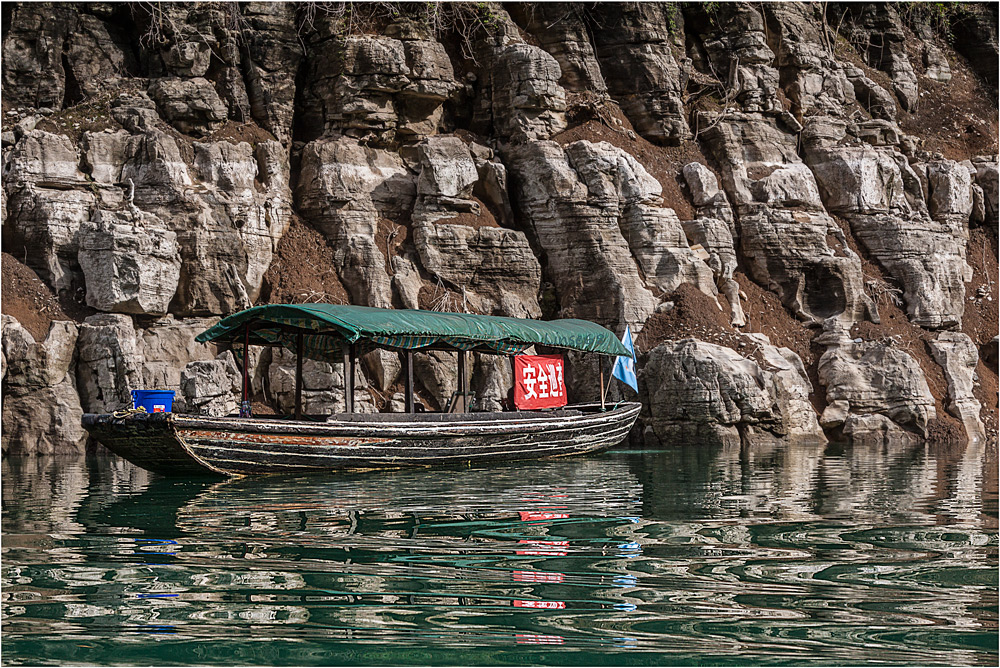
left=195, top=304, right=631, bottom=363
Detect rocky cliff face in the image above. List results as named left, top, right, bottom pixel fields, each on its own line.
left=2, top=2, right=997, bottom=455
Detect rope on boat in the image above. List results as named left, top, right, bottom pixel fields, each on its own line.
left=112, top=406, right=148, bottom=419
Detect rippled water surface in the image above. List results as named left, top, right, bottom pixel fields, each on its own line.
left=2, top=441, right=997, bottom=666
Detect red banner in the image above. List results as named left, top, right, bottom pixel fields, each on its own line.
left=514, top=355, right=567, bottom=410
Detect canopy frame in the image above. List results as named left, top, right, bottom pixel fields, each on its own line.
left=209, top=304, right=631, bottom=419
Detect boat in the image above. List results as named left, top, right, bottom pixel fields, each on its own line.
left=82, top=304, right=641, bottom=476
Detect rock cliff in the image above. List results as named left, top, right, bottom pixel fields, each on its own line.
left=2, top=2, right=997, bottom=455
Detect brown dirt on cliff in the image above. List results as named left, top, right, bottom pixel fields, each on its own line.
left=440, top=196, right=500, bottom=229
left=1, top=252, right=93, bottom=340
left=962, top=227, right=999, bottom=347
left=636, top=279, right=830, bottom=410
left=901, top=31, right=999, bottom=161
left=1, top=252, right=71, bottom=341
left=375, top=216, right=412, bottom=275
left=257, top=216, right=350, bottom=305
left=635, top=283, right=733, bottom=353
left=555, top=97, right=707, bottom=221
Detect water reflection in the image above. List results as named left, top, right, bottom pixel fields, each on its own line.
left=2, top=441, right=997, bottom=666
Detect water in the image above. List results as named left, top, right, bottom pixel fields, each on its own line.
left=2, top=440, right=997, bottom=666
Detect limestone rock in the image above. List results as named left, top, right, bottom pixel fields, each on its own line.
left=391, top=254, right=423, bottom=311
left=681, top=216, right=745, bottom=327
left=845, top=67, right=898, bottom=121
left=685, top=3, right=780, bottom=115
left=239, top=2, right=303, bottom=145
left=301, top=30, right=459, bottom=141
left=267, top=347, right=374, bottom=415
left=508, top=4, right=608, bottom=94
left=640, top=338, right=824, bottom=447
left=702, top=115, right=875, bottom=325
left=472, top=353, right=513, bottom=412
left=491, top=44, right=568, bottom=142
left=363, top=349, right=401, bottom=392
left=764, top=3, right=856, bottom=118
left=78, top=209, right=181, bottom=315
left=180, top=352, right=241, bottom=417
left=806, top=141, right=972, bottom=329
left=505, top=140, right=658, bottom=333
left=1, top=315, right=87, bottom=455
left=414, top=224, right=542, bottom=319
left=148, top=77, right=228, bottom=136
left=1, top=5, right=131, bottom=110
left=927, top=159, right=974, bottom=221
left=816, top=320, right=935, bottom=441
left=413, top=350, right=458, bottom=411
left=835, top=3, right=919, bottom=111
left=75, top=313, right=143, bottom=413
left=137, top=315, right=219, bottom=395
left=929, top=332, right=986, bottom=443
left=416, top=136, right=479, bottom=201
left=297, top=136, right=414, bottom=308
left=923, top=44, right=952, bottom=83
left=591, top=3, right=691, bottom=143
left=973, top=157, right=998, bottom=229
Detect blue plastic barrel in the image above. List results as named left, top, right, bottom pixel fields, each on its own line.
left=132, top=390, right=174, bottom=413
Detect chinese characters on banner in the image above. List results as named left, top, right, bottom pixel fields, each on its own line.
left=514, top=354, right=567, bottom=410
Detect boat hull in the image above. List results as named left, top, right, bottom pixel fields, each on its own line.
left=82, top=403, right=641, bottom=476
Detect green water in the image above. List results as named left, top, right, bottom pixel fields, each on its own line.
left=2, top=441, right=997, bottom=666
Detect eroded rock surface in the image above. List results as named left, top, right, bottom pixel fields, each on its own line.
left=1, top=316, right=87, bottom=455
left=816, top=321, right=936, bottom=442
left=640, top=338, right=825, bottom=448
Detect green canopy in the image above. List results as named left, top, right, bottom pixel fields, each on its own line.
left=195, top=304, right=631, bottom=363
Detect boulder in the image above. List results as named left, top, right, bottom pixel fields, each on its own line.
left=77, top=209, right=181, bottom=315
left=923, top=44, right=952, bottom=83
left=640, top=338, right=824, bottom=447
left=491, top=44, right=568, bottom=141
left=1, top=315, right=87, bottom=455
left=816, top=320, right=935, bottom=442
left=929, top=332, right=986, bottom=443
left=75, top=313, right=143, bottom=413
left=180, top=352, right=241, bottom=417
left=973, top=157, right=998, bottom=229
left=147, top=77, right=228, bottom=136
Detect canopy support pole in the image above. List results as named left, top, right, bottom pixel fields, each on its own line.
left=344, top=343, right=355, bottom=414
left=457, top=350, right=467, bottom=413
left=241, top=322, right=250, bottom=407
left=599, top=359, right=606, bottom=411
left=405, top=350, right=414, bottom=413
left=294, top=332, right=304, bottom=420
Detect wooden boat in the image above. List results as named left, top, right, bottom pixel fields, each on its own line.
left=83, top=304, right=640, bottom=476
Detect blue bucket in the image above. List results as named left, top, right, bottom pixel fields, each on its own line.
left=132, top=390, right=174, bottom=413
